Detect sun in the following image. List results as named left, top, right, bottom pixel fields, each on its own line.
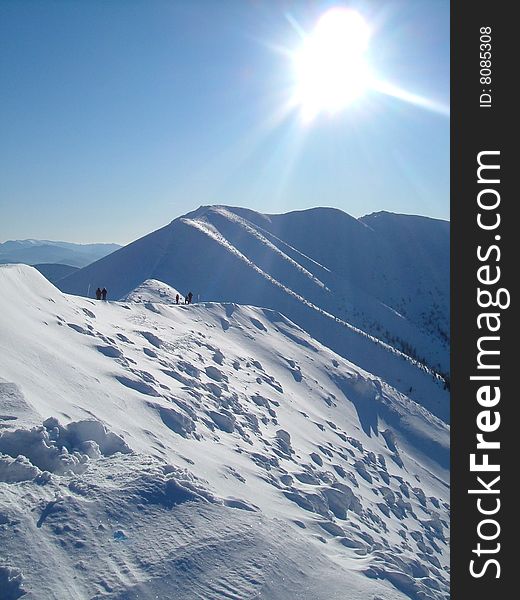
left=292, top=8, right=372, bottom=122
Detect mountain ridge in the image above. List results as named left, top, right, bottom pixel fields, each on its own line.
left=0, top=239, right=121, bottom=267
left=57, top=205, right=449, bottom=421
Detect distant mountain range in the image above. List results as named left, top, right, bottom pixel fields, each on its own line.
left=57, top=206, right=450, bottom=421
left=0, top=239, right=121, bottom=268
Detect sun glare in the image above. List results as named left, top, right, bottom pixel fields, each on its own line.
left=292, top=8, right=372, bottom=122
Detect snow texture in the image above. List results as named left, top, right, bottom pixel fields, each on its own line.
left=1, top=263, right=449, bottom=599
left=58, top=206, right=450, bottom=422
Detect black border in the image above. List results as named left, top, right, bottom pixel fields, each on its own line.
left=451, top=1, right=513, bottom=596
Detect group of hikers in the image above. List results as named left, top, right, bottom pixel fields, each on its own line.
left=177, top=291, right=193, bottom=305
left=95, top=287, right=108, bottom=301
left=95, top=286, right=194, bottom=304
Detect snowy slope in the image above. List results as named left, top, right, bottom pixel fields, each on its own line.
left=58, top=206, right=449, bottom=422
left=1, top=265, right=449, bottom=599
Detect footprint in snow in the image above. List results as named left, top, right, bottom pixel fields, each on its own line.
left=205, top=366, right=227, bottom=383
left=212, top=350, right=225, bottom=365
left=223, top=498, right=258, bottom=512
left=95, top=345, right=123, bottom=359
left=310, top=452, right=323, bottom=466
left=250, top=317, right=267, bottom=332
left=260, top=374, right=283, bottom=394
left=67, top=323, right=94, bottom=336
left=205, top=382, right=223, bottom=398
left=275, top=430, right=293, bottom=457
left=162, top=369, right=201, bottom=389
left=139, top=331, right=164, bottom=348
left=225, top=466, right=246, bottom=483
left=178, top=361, right=201, bottom=379
left=116, top=333, right=134, bottom=344
left=144, top=302, right=161, bottom=314
left=251, top=394, right=269, bottom=408
left=130, top=369, right=159, bottom=385
left=291, top=368, right=303, bottom=382
left=115, top=376, right=160, bottom=397
left=151, top=404, right=196, bottom=438
left=208, top=411, right=235, bottom=433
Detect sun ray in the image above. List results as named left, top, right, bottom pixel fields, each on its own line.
left=371, top=79, right=450, bottom=117
left=284, top=7, right=448, bottom=123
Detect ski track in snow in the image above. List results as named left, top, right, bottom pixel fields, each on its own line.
left=1, top=265, right=449, bottom=599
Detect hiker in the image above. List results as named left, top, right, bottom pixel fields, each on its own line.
left=101, top=287, right=107, bottom=301
left=187, top=291, right=193, bottom=304
left=95, top=287, right=102, bottom=300
left=175, top=293, right=179, bottom=305
left=185, top=292, right=189, bottom=305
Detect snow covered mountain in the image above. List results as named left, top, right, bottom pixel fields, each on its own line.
left=0, top=239, right=121, bottom=268
left=58, top=206, right=449, bottom=422
left=0, top=265, right=449, bottom=599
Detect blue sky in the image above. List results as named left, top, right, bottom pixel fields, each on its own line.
left=0, top=0, right=449, bottom=244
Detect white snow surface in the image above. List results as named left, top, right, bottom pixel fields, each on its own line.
left=123, top=279, right=185, bottom=305
left=58, top=206, right=450, bottom=423
left=1, top=265, right=449, bottom=599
